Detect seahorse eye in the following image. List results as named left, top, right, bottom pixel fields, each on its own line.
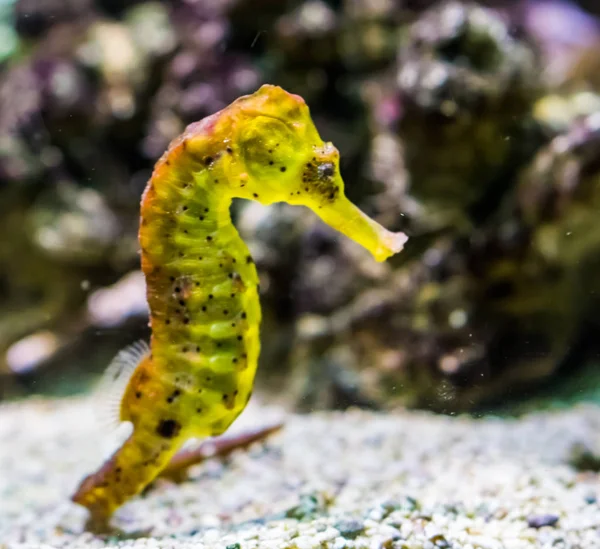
left=318, top=162, right=335, bottom=179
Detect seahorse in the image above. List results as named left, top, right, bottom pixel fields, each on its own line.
left=71, top=84, right=407, bottom=527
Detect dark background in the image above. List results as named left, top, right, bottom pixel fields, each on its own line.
left=2, top=0, right=600, bottom=414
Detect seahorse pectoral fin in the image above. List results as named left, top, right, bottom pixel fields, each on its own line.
left=313, top=195, right=408, bottom=262
left=94, top=341, right=150, bottom=428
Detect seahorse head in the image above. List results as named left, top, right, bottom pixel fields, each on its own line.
left=234, top=85, right=343, bottom=208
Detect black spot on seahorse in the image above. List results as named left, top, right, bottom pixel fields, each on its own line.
left=156, top=419, right=181, bottom=438
left=166, top=389, right=181, bottom=404
left=222, top=391, right=237, bottom=410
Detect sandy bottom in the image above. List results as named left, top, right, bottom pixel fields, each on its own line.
left=1, top=397, right=600, bottom=549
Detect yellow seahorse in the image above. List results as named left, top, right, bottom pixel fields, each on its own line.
left=72, top=85, right=407, bottom=527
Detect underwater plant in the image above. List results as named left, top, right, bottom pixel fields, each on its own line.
left=71, top=85, right=407, bottom=528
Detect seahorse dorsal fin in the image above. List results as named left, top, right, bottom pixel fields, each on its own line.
left=94, top=340, right=149, bottom=431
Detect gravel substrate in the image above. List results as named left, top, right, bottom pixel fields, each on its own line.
left=1, top=397, right=600, bottom=549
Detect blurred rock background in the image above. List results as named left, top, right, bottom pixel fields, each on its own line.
left=1, top=0, right=600, bottom=413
